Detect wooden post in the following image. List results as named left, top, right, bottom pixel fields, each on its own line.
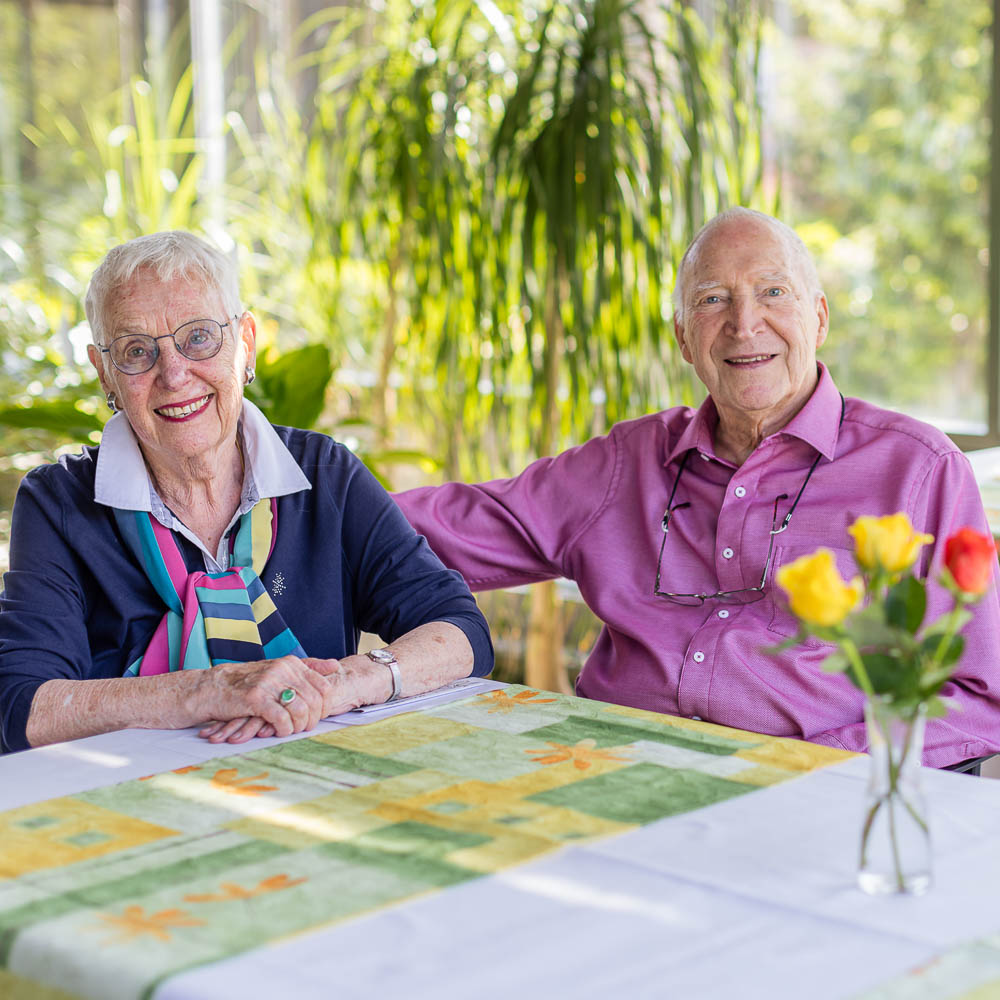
left=524, top=578, right=571, bottom=693
left=523, top=255, right=572, bottom=694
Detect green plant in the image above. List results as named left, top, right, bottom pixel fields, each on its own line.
left=278, top=0, right=773, bottom=689
left=246, top=343, right=334, bottom=430
left=774, top=512, right=997, bottom=894
left=0, top=2, right=775, bottom=689
left=773, top=0, right=990, bottom=427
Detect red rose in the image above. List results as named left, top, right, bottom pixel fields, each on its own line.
left=944, top=527, right=998, bottom=595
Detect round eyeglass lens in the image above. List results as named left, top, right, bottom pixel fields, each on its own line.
left=715, top=588, right=766, bottom=605
left=662, top=593, right=706, bottom=607
left=176, top=320, right=224, bottom=359
left=111, top=337, right=157, bottom=374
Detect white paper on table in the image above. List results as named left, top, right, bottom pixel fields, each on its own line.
left=327, top=676, right=504, bottom=725
left=0, top=680, right=506, bottom=808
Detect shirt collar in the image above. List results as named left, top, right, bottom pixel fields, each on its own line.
left=93, top=398, right=312, bottom=511
left=663, top=362, right=842, bottom=468
left=240, top=398, right=313, bottom=497
left=664, top=398, right=720, bottom=469
left=776, top=362, right=842, bottom=461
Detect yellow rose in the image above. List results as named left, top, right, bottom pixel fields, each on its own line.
left=848, top=513, right=934, bottom=574
left=776, top=549, right=864, bottom=626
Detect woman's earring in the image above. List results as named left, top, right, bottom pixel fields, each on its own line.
left=106, top=392, right=118, bottom=412
left=244, top=366, right=256, bottom=386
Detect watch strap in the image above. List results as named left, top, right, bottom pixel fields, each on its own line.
left=366, top=648, right=401, bottom=703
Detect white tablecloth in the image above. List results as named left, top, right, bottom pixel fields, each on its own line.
left=3, top=689, right=998, bottom=1000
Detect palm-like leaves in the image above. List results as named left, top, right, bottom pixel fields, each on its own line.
left=289, top=0, right=768, bottom=475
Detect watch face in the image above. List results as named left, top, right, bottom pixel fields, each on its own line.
left=369, top=649, right=394, bottom=664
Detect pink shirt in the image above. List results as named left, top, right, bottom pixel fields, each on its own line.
left=395, top=366, right=1000, bottom=766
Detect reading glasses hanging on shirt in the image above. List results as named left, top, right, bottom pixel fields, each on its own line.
left=653, top=445, right=825, bottom=606
left=99, top=316, right=236, bottom=375
left=653, top=395, right=845, bottom=606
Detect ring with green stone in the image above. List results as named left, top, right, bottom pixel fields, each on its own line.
left=279, top=688, right=297, bottom=706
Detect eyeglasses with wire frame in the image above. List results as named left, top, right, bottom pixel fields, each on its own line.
left=99, top=316, right=238, bottom=375
left=653, top=393, right=844, bottom=605
left=653, top=477, right=791, bottom=606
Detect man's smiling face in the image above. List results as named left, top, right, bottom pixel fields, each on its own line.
left=674, top=215, right=829, bottom=436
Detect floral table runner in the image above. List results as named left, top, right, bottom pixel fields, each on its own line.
left=857, top=933, right=1000, bottom=1000
left=0, top=685, right=850, bottom=1000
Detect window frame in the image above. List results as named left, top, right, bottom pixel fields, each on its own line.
left=949, top=0, right=1000, bottom=452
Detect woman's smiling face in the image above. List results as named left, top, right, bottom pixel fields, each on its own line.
left=90, top=272, right=255, bottom=475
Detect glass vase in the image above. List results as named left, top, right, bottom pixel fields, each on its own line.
left=857, top=697, right=931, bottom=895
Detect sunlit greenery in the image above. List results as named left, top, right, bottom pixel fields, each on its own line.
left=0, top=1, right=991, bottom=685
left=291, top=0, right=768, bottom=479
left=772, top=0, right=990, bottom=432
left=0, top=0, right=775, bottom=687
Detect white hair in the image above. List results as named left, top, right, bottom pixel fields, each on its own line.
left=84, top=231, right=240, bottom=346
left=672, top=207, right=822, bottom=324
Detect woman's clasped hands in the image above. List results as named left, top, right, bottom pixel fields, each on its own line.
left=195, top=654, right=377, bottom=743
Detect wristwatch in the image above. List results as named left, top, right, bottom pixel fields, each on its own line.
left=366, top=648, right=401, bottom=703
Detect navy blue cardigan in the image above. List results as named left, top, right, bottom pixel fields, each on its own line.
left=0, top=426, right=493, bottom=752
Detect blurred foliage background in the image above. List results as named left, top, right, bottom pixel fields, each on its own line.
left=0, top=0, right=991, bottom=688
left=771, top=0, right=990, bottom=432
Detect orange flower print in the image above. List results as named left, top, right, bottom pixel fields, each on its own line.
left=139, top=765, right=202, bottom=781
left=209, top=768, right=278, bottom=796
left=96, top=905, right=204, bottom=942
left=481, top=689, right=558, bottom=714
left=526, top=739, right=632, bottom=770
left=184, top=874, right=307, bottom=903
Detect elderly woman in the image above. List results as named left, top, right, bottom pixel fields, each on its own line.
left=0, top=232, right=492, bottom=753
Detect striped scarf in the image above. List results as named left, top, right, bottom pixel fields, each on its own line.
left=114, top=498, right=305, bottom=676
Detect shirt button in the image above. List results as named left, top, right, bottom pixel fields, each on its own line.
left=693, top=651, right=705, bottom=663
left=699, top=452, right=710, bottom=461
left=718, top=609, right=729, bottom=619
left=734, top=486, right=746, bottom=498
left=722, top=547, right=734, bottom=559
left=691, top=715, right=702, bottom=721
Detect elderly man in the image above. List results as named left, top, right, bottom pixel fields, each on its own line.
left=395, top=207, right=1000, bottom=767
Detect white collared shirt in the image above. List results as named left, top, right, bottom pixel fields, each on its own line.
left=94, top=399, right=312, bottom=571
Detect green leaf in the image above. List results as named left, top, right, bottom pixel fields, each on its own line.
left=764, top=634, right=809, bottom=655
left=364, top=448, right=440, bottom=471
left=248, top=345, right=333, bottom=430
left=860, top=652, right=920, bottom=698
left=0, top=401, right=105, bottom=441
left=922, top=608, right=973, bottom=639
left=885, top=575, right=926, bottom=634
left=820, top=649, right=850, bottom=674
left=845, top=606, right=903, bottom=650
left=923, top=695, right=949, bottom=719
left=919, top=632, right=964, bottom=669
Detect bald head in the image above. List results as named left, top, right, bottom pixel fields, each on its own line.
left=673, top=208, right=821, bottom=325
